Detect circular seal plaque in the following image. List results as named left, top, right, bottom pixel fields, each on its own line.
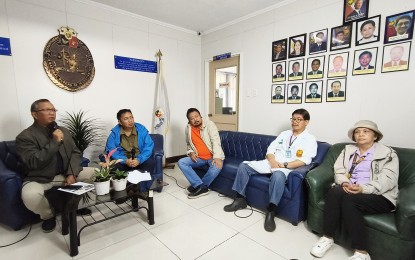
left=43, top=27, right=95, bottom=92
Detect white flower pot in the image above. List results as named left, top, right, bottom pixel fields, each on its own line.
left=112, top=178, right=127, bottom=191
left=94, top=180, right=110, bottom=195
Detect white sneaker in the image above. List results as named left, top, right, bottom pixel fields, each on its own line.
left=348, top=252, right=371, bottom=260
left=310, top=236, right=334, bottom=258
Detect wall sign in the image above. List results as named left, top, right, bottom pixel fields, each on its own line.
left=43, top=27, right=95, bottom=92
left=213, top=52, right=231, bottom=61
left=114, top=55, right=157, bottom=73
left=0, top=37, right=12, bottom=56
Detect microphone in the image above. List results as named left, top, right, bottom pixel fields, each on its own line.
left=47, top=121, right=63, bottom=143
left=131, top=148, right=136, bottom=159
left=47, top=121, right=59, bottom=132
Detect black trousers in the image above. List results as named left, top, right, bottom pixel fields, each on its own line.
left=112, top=159, right=155, bottom=191
left=323, top=185, right=395, bottom=251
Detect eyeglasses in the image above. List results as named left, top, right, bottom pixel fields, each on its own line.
left=36, top=109, right=58, bottom=113
left=290, top=118, right=305, bottom=123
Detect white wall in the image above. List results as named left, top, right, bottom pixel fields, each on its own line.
left=202, top=0, right=415, bottom=148
left=0, top=0, right=202, bottom=159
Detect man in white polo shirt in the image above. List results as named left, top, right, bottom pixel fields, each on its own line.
left=224, top=109, right=317, bottom=232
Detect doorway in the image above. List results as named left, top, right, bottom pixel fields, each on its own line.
left=208, top=55, right=239, bottom=131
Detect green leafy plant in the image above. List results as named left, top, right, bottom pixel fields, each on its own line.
left=94, top=148, right=121, bottom=182
left=59, top=110, right=105, bottom=154
left=94, top=167, right=111, bottom=182
left=112, top=169, right=128, bottom=180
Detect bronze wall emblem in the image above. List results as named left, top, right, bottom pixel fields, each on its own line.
left=43, top=27, right=95, bottom=92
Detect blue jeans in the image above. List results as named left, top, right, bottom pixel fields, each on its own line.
left=232, top=163, right=286, bottom=206
left=178, top=157, right=221, bottom=188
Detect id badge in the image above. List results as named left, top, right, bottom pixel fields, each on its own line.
left=286, top=150, right=292, bottom=158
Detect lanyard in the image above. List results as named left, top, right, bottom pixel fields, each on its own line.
left=347, top=153, right=366, bottom=179
left=288, top=135, right=297, bottom=148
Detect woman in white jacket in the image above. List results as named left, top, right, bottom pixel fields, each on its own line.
left=310, top=120, right=399, bottom=260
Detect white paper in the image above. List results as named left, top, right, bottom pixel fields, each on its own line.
left=244, top=160, right=272, bottom=174
left=127, top=170, right=152, bottom=184
left=58, top=182, right=95, bottom=195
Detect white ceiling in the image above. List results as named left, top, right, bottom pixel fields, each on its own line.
left=87, top=0, right=288, bottom=34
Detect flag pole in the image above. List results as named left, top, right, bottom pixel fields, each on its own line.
left=155, top=50, right=175, bottom=169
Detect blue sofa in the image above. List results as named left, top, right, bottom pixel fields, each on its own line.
left=196, top=131, right=331, bottom=225
left=0, top=134, right=164, bottom=230
left=0, top=141, right=39, bottom=230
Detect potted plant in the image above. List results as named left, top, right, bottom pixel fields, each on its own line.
left=94, top=149, right=120, bottom=195
left=59, top=110, right=105, bottom=166
left=111, top=169, right=129, bottom=191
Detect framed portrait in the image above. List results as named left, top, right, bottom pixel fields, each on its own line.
left=327, top=52, right=349, bottom=78
left=356, top=15, right=381, bottom=46
left=271, top=84, right=286, bottom=103
left=381, top=42, right=411, bottom=73
left=272, top=39, right=287, bottom=62
left=326, top=78, right=347, bottom=102
left=306, top=56, right=325, bottom=79
left=288, top=59, right=304, bottom=81
left=272, top=61, right=286, bottom=82
left=309, top=29, right=328, bottom=55
left=343, top=0, right=369, bottom=24
left=330, top=24, right=353, bottom=51
left=384, top=10, right=415, bottom=44
left=305, top=81, right=323, bottom=103
left=287, top=83, right=303, bottom=104
left=288, top=34, right=307, bottom=59
left=352, top=47, right=378, bottom=75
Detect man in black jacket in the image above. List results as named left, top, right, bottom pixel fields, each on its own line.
left=16, top=99, right=94, bottom=233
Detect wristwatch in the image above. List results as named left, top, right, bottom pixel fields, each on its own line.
left=283, top=162, right=288, bottom=168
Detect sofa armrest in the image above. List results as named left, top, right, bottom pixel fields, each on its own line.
left=305, top=164, right=334, bottom=206
left=395, top=184, right=415, bottom=240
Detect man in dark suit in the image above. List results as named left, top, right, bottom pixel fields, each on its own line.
left=346, top=0, right=366, bottom=21
left=272, top=64, right=285, bottom=79
left=273, top=43, right=286, bottom=61
left=327, top=80, right=345, bottom=97
left=307, top=59, right=323, bottom=75
left=272, top=86, right=284, bottom=100
left=288, top=85, right=301, bottom=100
left=306, top=83, right=321, bottom=99
left=354, top=51, right=374, bottom=70
left=289, top=62, right=303, bottom=77
left=309, top=32, right=327, bottom=53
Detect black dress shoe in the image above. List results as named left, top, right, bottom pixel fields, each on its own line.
left=224, top=197, right=247, bottom=212
left=264, top=210, right=276, bottom=232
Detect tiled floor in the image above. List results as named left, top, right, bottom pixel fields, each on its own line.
left=0, top=164, right=353, bottom=259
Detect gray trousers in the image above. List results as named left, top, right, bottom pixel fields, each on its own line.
left=21, top=167, right=95, bottom=220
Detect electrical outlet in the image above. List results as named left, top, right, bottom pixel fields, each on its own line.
left=253, top=89, right=258, bottom=97
left=247, top=90, right=251, bottom=97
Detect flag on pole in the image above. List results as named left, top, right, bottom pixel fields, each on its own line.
left=153, top=50, right=170, bottom=138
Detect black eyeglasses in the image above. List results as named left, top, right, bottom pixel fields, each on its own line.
left=36, top=109, right=58, bottom=113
